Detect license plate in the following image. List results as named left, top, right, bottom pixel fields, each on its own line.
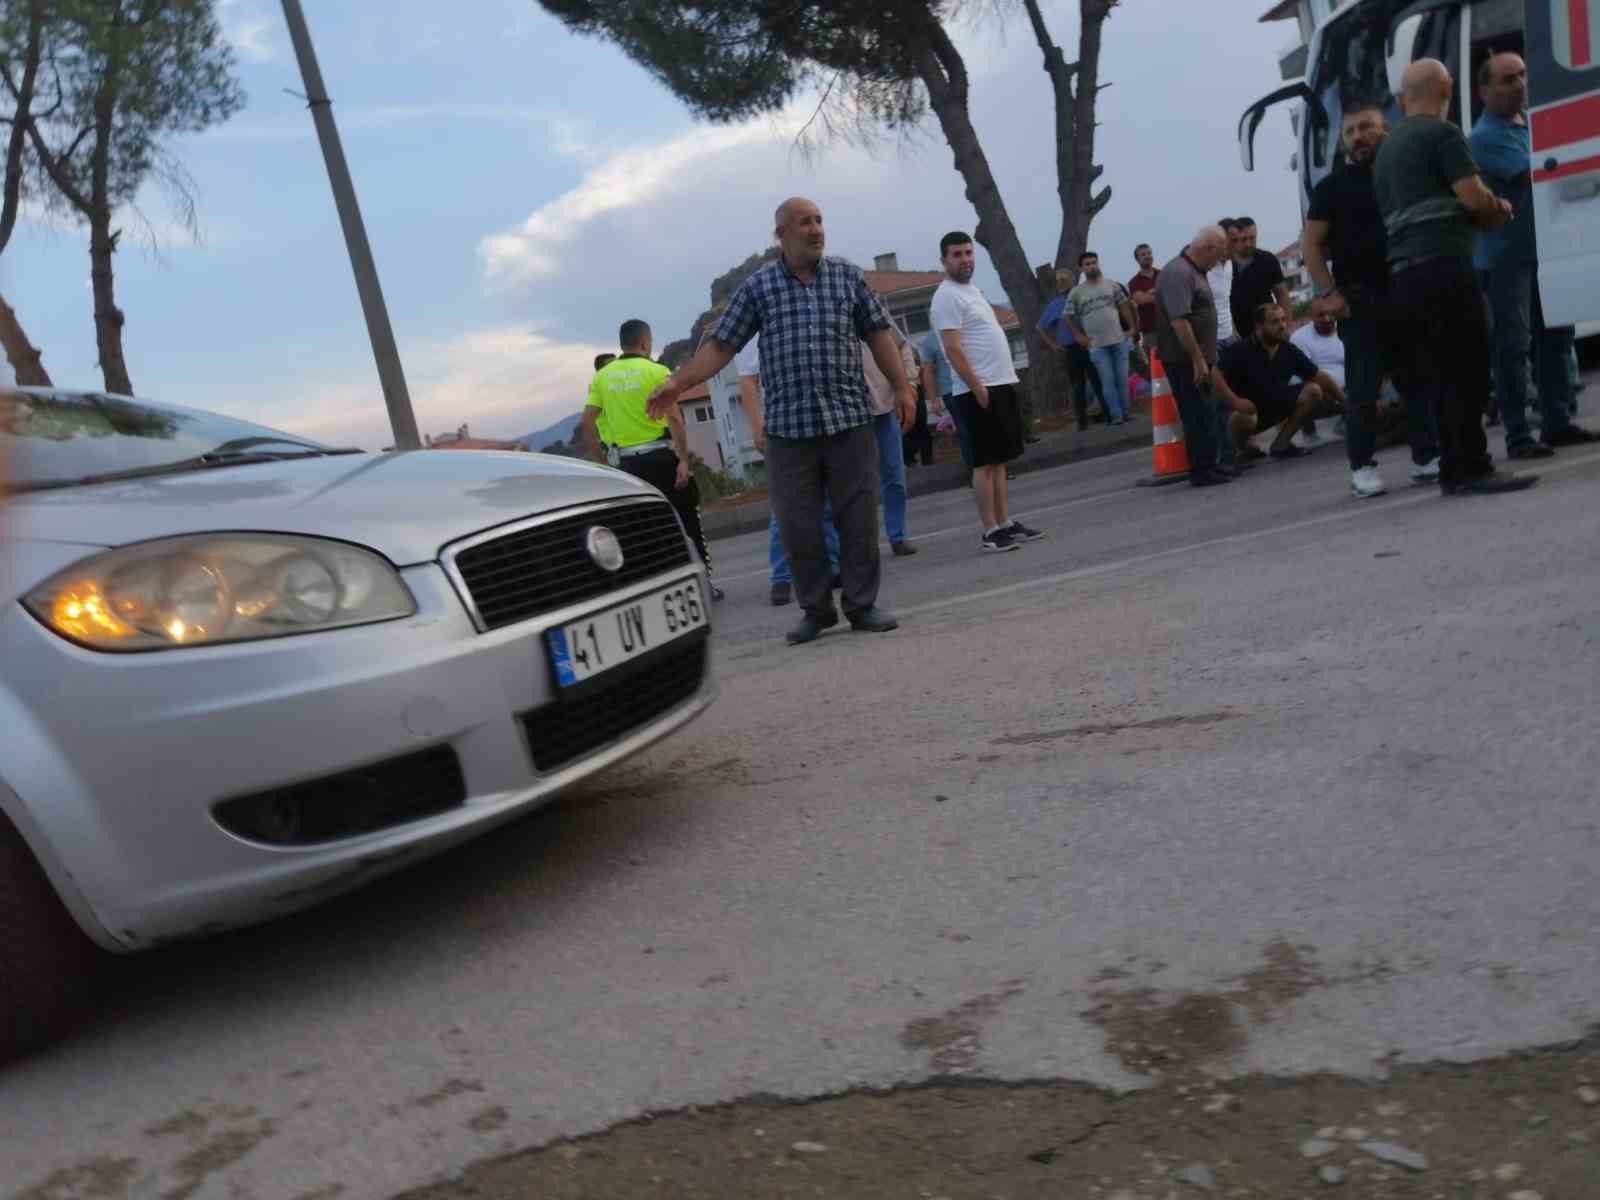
left=546, top=577, right=706, bottom=687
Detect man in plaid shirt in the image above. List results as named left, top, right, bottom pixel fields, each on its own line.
left=649, top=197, right=916, bottom=645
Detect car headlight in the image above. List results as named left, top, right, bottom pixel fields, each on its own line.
left=22, top=534, right=416, bottom=652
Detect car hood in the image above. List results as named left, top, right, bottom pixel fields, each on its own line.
left=4, top=450, right=659, bottom=566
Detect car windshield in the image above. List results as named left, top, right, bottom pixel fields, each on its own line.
left=1304, top=3, right=1458, bottom=194
left=0, top=389, right=341, bottom=492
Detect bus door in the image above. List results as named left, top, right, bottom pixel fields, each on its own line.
left=1528, top=0, right=1600, bottom=325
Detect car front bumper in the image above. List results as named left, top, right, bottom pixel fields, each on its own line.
left=1, top=560, right=715, bottom=949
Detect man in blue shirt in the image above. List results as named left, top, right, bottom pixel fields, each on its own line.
left=1470, top=52, right=1598, bottom=457
left=650, top=197, right=914, bottom=645
left=1036, top=266, right=1106, bottom=432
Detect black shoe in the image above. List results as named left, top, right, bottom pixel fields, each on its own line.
left=980, top=528, right=1021, bottom=553
left=786, top=610, right=840, bottom=644
left=1004, top=519, right=1045, bottom=542
left=1189, top=468, right=1234, bottom=487
left=1214, top=463, right=1244, bottom=478
left=709, top=584, right=725, bottom=602
left=770, top=581, right=792, bottom=607
left=1237, top=444, right=1266, bottom=463
left=1542, top=425, right=1599, bottom=447
left=1024, top=434, right=1042, bottom=444
left=848, top=606, right=900, bottom=634
left=1509, top=440, right=1557, bottom=459
left=1441, top=471, right=1539, bottom=496
left=1269, top=442, right=1307, bottom=459
left=891, top=541, right=919, bottom=557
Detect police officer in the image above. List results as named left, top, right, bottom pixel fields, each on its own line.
left=581, top=320, right=723, bottom=600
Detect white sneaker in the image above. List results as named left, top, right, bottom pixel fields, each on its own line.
left=1350, top=465, right=1387, bottom=499
left=1295, top=429, right=1329, bottom=450
left=1409, top=459, right=1441, bottom=485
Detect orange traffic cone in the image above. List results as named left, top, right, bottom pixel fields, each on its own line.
left=1138, top=350, right=1191, bottom=487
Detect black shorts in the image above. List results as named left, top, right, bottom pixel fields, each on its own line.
left=953, top=383, right=1025, bottom=467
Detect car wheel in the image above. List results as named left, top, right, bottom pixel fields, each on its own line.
left=0, top=816, right=101, bottom=1063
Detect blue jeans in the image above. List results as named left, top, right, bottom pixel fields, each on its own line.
left=1088, top=339, right=1131, bottom=423
left=873, top=411, right=909, bottom=545
left=769, top=501, right=839, bottom=586
left=1482, top=261, right=1576, bottom=448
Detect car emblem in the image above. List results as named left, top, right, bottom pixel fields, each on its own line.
left=585, top=526, right=625, bottom=572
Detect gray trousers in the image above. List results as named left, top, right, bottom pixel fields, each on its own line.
left=767, top=425, right=881, bottom=621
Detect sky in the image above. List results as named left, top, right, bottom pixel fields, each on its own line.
left=4, top=0, right=1304, bottom=449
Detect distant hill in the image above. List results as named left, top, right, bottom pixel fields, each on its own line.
left=517, top=411, right=581, bottom=450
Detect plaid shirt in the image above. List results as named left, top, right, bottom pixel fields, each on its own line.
left=711, top=255, right=891, bottom=440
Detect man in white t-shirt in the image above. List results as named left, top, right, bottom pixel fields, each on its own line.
left=929, top=230, right=1042, bottom=554
left=1288, top=310, right=1346, bottom=389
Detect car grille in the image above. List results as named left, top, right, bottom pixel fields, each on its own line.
left=520, top=634, right=709, bottom=772
left=452, top=500, right=692, bottom=632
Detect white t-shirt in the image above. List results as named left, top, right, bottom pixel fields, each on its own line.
left=1289, top=323, right=1345, bottom=389
left=1207, top=258, right=1235, bottom=342
left=734, top=333, right=760, bottom=379
left=928, top=280, right=1019, bottom=396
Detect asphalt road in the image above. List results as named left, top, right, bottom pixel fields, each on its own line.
left=5, top=431, right=1600, bottom=1200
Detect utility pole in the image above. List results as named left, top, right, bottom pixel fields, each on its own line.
left=280, top=0, right=421, bottom=450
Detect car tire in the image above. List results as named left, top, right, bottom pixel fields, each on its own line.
left=0, top=815, right=101, bottom=1063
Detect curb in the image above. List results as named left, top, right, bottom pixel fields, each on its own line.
left=702, top=421, right=1153, bottom=542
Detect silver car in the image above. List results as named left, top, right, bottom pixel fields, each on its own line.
left=0, top=388, right=715, bottom=1059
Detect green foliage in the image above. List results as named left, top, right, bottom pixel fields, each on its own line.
left=17, top=0, right=245, bottom=223
left=536, top=0, right=941, bottom=129
left=689, top=453, right=747, bottom=500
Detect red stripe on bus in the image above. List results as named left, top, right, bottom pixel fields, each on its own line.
left=1532, top=92, right=1600, bottom=150
left=1533, top=151, right=1600, bottom=182
left=1571, top=0, right=1593, bottom=68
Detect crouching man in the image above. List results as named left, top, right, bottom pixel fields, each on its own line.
left=1212, top=303, right=1346, bottom=462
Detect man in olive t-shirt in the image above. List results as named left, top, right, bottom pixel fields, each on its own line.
left=1373, top=58, right=1532, bottom=496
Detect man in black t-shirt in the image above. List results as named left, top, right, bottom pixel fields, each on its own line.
left=1212, top=303, right=1346, bottom=461
left=1226, top=218, right=1289, bottom=339
left=1303, top=102, right=1440, bottom=499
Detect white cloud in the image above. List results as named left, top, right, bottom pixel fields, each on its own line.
left=203, top=104, right=599, bottom=160
left=218, top=0, right=278, bottom=63
left=478, top=114, right=805, bottom=287
left=257, top=324, right=610, bottom=450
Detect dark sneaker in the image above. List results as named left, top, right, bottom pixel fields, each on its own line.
left=981, top=528, right=1021, bottom=553
left=1189, top=468, right=1234, bottom=487
left=1214, top=462, right=1245, bottom=478
left=1508, top=441, right=1556, bottom=459
left=1269, top=442, right=1308, bottom=459
left=848, top=606, right=900, bottom=634
left=770, top=581, right=793, bottom=607
left=1238, top=444, right=1266, bottom=462
left=1441, top=471, right=1539, bottom=496
left=891, top=541, right=919, bottom=557
left=1004, top=519, right=1045, bottom=542
left=709, top=584, right=725, bottom=603
left=786, top=610, right=840, bottom=645
left=1542, top=425, right=1599, bottom=447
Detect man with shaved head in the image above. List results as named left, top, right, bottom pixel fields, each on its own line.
left=1154, top=224, right=1240, bottom=486
left=649, top=197, right=915, bottom=644
left=1470, top=51, right=1598, bottom=459
left=1373, top=59, right=1534, bottom=495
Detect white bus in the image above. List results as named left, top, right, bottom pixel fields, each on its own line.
left=1238, top=0, right=1600, bottom=327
